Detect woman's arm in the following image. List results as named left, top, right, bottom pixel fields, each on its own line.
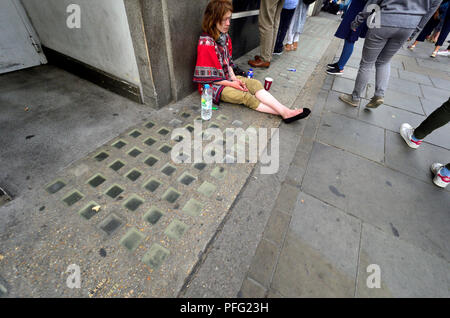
left=214, top=66, right=248, bottom=91
left=215, top=78, right=248, bottom=92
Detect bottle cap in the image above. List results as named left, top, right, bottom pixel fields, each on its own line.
left=204, top=84, right=210, bottom=89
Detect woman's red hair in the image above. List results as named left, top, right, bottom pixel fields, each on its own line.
left=202, top=0, right=233, bottom=40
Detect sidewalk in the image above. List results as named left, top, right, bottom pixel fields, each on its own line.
left=0, top=12, right=449, bottom=298
left=183, top=17, right=450, bottom=297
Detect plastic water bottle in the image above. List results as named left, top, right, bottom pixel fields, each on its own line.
left=201, top=84, right=212, bottom=121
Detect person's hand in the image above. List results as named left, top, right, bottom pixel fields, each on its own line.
left=236, top=79, right=248, bottom=91
left=229, top=80, right=248, bottom=92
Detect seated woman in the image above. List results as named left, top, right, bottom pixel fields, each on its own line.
left=193, top=0, right=310, bottom=124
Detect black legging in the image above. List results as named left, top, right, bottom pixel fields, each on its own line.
left=436, top=10, right=450, bottom=47
left=416, top=16, right=440, bottom=42
left=414, top=97, right=450, bottom=169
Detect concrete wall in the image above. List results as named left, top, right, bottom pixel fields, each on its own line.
left=165, top=0, right=209, bottom=101
left=20, top=0, right=141, bottom=87
left=140, top=0, right=208, bottom=106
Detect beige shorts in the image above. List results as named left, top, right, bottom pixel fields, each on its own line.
left=220, top=76, right=264, bottom=110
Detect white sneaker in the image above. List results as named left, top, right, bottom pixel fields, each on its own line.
left=430, top=163, right=450, bottom=188
left=436, top=50, right=450, bottom=57
left=400, top=123, right=422, bottom=149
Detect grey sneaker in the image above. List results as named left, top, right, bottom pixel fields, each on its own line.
left=365, top=96, right=384, bottom=108
left=339, top=94, right=359, bottom=107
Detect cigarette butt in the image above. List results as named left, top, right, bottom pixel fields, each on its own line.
left=92, top=205, right=101, bottom=212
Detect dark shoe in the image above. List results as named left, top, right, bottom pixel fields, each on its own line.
left=248, top=59, right=270, bottom=68
left=283, top=108, right=311, bottom=124
left=273, top=50, right=283, bottom=56
left=326, top=66, right=344, bottom=76
left=327, top=62, right=338, bottom=69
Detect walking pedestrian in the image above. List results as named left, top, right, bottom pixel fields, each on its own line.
left=400, top=97, right=450, bottom=188
left=408, top=0, right=449, bottom=57
left=430, top=7, right=450, bottom=57
left=327, top=0, right=368, bottom=76
left=248, top=0, right=285, bottom=68
left=339, top=0, right=442, bottom=109
left=273, top=0, right=299, bottom=55
left=436, top=40, right=450, bottom=55
left=407, top=8, right=441, bottom=49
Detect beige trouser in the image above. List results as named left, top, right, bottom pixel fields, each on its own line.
left=220, top=76, right=264, bottom=110
left=259, top=0, right=285, bottom=62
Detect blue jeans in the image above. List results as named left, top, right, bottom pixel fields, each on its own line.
left=337, top=40, right=355, bottom=70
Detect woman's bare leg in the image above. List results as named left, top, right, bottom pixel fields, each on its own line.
left=255, top=103, right=282, bottom=115
left=255, top=89, right=303, bottom=119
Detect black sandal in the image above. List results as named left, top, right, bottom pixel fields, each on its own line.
left=283, top=108, right=311, bottom=124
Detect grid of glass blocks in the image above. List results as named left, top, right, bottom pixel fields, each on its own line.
left=46, top=180, right=66, bottom=194
left=62, top=190, right=84, bottom=206
left=143, top=207, right=164, bottom=225
left=143, top=178, right=162, bottom=193
left=87, top=174, right=106, bottom=188
left=78, top=201, right=100, bottom=220
left=105, top=185, right=124, bottom=199
left=120, top=228, right=144, bottom=252
left=123, top=195, right=144, bottom=211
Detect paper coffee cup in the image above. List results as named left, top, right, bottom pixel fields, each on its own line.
left=264, top=77, right=273, bottom=91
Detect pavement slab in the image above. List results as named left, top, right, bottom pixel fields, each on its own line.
left=356, top=223, right=450, bottom=297
left=317, top=112, right=385, bottom=163
left=385, top=130, right=450, bottom=191
left=303, top=142, right=450, bottom=262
